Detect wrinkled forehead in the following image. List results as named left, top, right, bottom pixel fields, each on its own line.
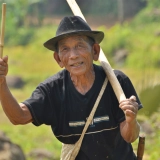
left=58, top=35, right=88, bottom=46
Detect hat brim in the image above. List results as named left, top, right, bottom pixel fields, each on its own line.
left=43, top=31, right=104, bottom=51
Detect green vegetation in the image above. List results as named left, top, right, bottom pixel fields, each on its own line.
left=0, top=0, right=160, bottom=159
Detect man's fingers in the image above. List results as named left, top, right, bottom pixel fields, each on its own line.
left=129, top=95, right=136, bottom=102
left=119, top=95, right=138, bottom=115
left=120, top=104, right=137, bottom=113
left=3, top=55, right=8, bottom=63
left=0, top=65, right=6, bottom=71
left=120, top=95, right=136, bottom=104
left=125, top=109, right=136, bottom=116
left=0, top=56, right=8, bottom=77
left=0, top=55, right=8, bottom=65
left=125, top=110, right=137, bottom=123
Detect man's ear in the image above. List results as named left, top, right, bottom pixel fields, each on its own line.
left=53, top=52, right=64, bottom=68
left=92, top=43, right=100, bottom=61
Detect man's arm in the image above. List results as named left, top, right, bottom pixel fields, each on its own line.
left=119, top=95, right=140, bottom=143
left=0, top=56, right=33, bottom=125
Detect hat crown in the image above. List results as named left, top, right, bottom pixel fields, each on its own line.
left=56, top=16, right=92, bottom=36
left=44, top=16, right=104, bottom=51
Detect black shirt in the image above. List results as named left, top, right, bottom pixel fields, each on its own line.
left=23, top=64, right=142, bottom=160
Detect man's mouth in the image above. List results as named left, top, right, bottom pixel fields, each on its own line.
left=71, top=62, right=83, bottom=67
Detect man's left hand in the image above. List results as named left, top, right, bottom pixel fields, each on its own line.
left=119, top=95, right=138, bottom=123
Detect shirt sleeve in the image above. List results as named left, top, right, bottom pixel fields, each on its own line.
left=22, top=83, right=56, bottom=126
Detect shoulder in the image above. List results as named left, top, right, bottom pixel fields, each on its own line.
left=42, top=69, right=67, bottom=85
left=94, top=64, right=129, bottom=81
left=113, top=69, right=128, bottom=80
left=94, top=64, right=104, bottom=72
left=93, top=64, right=106, bottom=78
left=36, top=69, right=68, bottom=91
left=113, top=69, right=134, bottom=89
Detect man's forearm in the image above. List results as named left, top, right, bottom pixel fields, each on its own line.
left=120, top=119, right=140, bottom=143
left=0, top=80, right=27, bottom=124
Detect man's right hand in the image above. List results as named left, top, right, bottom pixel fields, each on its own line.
left=0, top=55, right=8, bottom=84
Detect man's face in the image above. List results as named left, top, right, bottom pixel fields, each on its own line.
left=56, top=35, right=95, bottom=76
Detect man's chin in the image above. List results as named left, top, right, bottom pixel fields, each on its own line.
left=69, top=70, right=86, bottom=76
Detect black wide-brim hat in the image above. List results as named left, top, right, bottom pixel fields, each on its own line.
left=43, top=16, right=104, bottom=51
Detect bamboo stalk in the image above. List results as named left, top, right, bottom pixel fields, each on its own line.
left=0, top=3, right=6, bottom=58
left=66, top=0, right=126, bottom=103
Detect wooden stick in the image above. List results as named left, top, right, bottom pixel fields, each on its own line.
left=137, top=126, right=146, bottom=160
left=0, top=3, right=6, bottom=58
left=66, top=0, right=126, bottom=103
left=137, top=134, right=145, bottom=160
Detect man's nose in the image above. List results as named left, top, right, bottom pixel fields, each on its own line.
left=69, top=48, right=78, bottom=59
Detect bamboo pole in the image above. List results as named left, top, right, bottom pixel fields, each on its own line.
left=0, top=3, right=6, bottom=58
left=66, top=0, right=126, bottom=103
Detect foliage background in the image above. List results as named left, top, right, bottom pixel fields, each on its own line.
left=0, top=0, right=160, bottom=159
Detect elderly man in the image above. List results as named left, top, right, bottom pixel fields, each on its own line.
left=0, top=16, right=142, bottom=160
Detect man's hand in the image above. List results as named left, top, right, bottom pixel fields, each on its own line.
left=120, top=95, right=140, bottom=142
left=0, top=55, right=8, bottom=84
left=119, top=95, right=138, bottom=123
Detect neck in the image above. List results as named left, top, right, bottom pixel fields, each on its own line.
left=70, top=67, right=95, bottom=95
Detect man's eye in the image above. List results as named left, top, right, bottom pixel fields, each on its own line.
left=61, top=48, right=68, bottom=52
left=77, top=44, right=84, bottom=48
